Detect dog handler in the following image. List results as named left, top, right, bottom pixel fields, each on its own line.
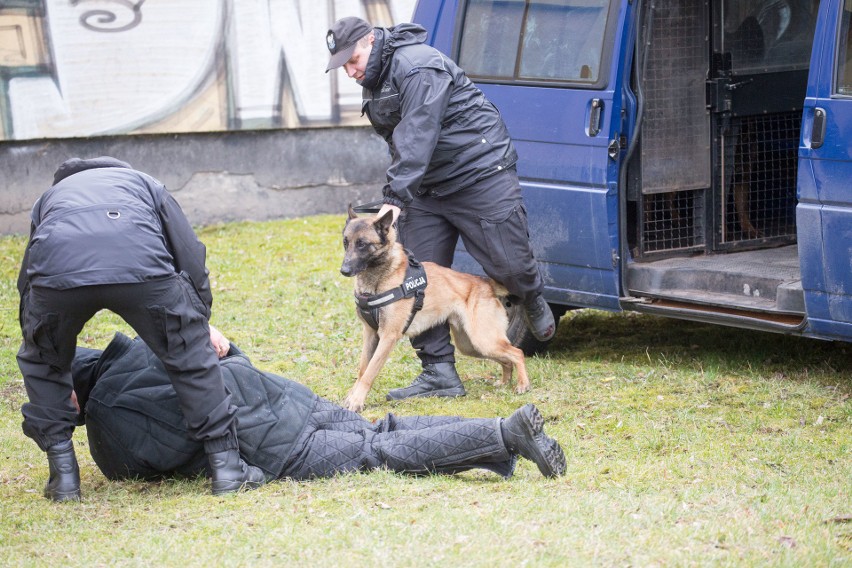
left=325, top=17, right=556, bottom=401
left=71, top=331, right=567, bottom=483
left=16, top=157, right=265, bottom=501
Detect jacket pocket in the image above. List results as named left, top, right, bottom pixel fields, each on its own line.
left=146, top=305, right=189, bottom=355
left=370, top=94, right=401, bottom=126
left=177, top=271, right=208, bottom=318
left=22, top=308, right=62, bottom=367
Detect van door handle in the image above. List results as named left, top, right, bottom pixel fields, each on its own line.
left=589, top=98, right=603, bottom=136
left=811, top=107, right=826, bottom=149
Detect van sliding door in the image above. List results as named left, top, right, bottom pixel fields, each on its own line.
left=421, top=0, right=627, bottom=309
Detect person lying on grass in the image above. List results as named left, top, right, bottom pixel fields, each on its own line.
left=69, top=327, right=566, bottom=488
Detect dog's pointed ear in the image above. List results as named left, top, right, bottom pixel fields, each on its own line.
left=376, top=208, right=395, bottom=234
left=347, top=203, right=358, bottom=221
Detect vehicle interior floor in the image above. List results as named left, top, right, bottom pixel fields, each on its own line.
left=626, top=244, right=803, bottom=314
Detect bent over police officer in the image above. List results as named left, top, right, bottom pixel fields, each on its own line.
left=16, top=156, right=265, bottom=501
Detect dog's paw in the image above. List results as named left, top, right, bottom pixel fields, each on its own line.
left=343, top=393, right=366, bottom=413
left=484, top=373, right=505, bottom=386
left=514, top=383, right=531, bottom=394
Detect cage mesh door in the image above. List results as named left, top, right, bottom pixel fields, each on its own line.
left=638, top=0, right=710, bottom=254
left=720, top=112, right=800, bottom=245
left=640, top=0, right=711, bottom=194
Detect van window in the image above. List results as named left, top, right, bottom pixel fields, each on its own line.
left=837, top=1, right=852, bottom=95
left=723, top=0, right=819, bottom=74
left=458, top=0, right=612, bottom=85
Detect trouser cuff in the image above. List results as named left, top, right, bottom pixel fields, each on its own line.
left=418, top=355, right=455, bottom=365
left=40, top=435, right=74, bottom=453
left=203, top=434, right=238, bottom=454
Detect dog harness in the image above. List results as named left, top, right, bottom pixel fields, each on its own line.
left=355, top=250, right=427, bottom=333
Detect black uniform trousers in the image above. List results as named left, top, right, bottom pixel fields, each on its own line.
left=398, top=167, right=544, bottom=365
left=282, top=398, right=515, bottom=480
left=18, top=274, right=237, bottom=452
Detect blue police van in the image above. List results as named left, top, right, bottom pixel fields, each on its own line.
left=412, top=0, right=852, bottom=350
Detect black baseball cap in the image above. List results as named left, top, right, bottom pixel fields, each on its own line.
left=325, top=17, right=373, bottom=72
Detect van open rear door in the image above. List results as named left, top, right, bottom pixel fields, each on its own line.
left=798, top=0, right=852, bottom=340
left=416, top=0, right=630, bottom=310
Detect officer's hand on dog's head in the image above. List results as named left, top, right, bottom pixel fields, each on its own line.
left=377, top=204, right=401, bottom=225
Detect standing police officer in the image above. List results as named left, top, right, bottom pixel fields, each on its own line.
left=325, top=17, right=556, bottom=400
left=17, top=156, right=265, bottom=501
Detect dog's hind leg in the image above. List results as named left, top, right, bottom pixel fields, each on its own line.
left=472, top=339, right=530, bottom=394
left=458, top=319, right=531, bottom=394
left=499, top=362, right=513, bottom=386
left=496, top=343, right=530, bottom=394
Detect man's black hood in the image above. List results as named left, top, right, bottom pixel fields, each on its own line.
left=52, top=156, right=132, bottom=185
left=383, top=23, right=429, bottom=53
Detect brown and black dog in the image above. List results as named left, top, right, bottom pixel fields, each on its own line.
left=339, top=205, right=529, bottom=412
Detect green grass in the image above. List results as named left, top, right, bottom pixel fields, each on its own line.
left=0, top=215, right=849, bottom=567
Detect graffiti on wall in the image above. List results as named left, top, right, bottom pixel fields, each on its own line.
left=0, top=0, right=416, bottom=141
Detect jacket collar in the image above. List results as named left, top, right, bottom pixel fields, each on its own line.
left=94, top=332, right=137, bottom=379
left=360, top=28, right=385, bottom=91
left=52, top=156, right=132, bottom=185
left=360, top=23, right=429, bottom=91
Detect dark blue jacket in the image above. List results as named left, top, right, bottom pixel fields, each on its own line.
left=18, top=157, right=213, bottom=315
left=362, top=24, right=518, bottom=207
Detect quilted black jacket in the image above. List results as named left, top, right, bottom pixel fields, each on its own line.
left=73, top=333, right=316, bottom=479
left=361, top=24, right=518, bottom=207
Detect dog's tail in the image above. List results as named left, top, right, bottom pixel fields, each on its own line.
left=488, top=279, right=510, bottom=298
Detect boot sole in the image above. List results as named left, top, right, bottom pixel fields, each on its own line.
left=211, top=479, right=264, bottom=496
left=523, top=316, right=555, bottom=342
left=45, top=489, right=81, bottom=502
left=523, top=310, right=556, bottom=342
left=519, top=405, right=567, bottom=478
left=386, top=387, right=467, bottom=401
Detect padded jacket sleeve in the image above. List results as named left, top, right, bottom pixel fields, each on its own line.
left=17, top=222, right=34, bottom=298
left=17, top=197, right=43, bottom=297
left=158, top=192, right=213, bottom=316
left=383, top=68, right=453, bottom=205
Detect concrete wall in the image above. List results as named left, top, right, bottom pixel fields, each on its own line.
left=0, top=127, right=390, bottom=235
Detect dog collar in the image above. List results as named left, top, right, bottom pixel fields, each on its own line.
left=355, top=249, right=427, bottom=331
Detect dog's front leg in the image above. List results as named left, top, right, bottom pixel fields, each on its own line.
left=344, top=332, right=401, bottom=413
left=358, top=324, right=380, bottom=379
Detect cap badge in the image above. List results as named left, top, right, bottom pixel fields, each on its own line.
left=326, top=31, right=336, bottom=52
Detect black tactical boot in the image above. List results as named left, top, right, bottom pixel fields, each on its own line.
left=523, top=295, right=556, bottom=341
left=44, top=440, right=81, bottom=502
left=208, top=449, right=266, bottom=495
left=501, top=404, right=566, bottom=478
left=386, top=362, right=467, bottom=400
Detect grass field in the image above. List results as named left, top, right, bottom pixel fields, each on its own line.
left=0, top=215, right=850, bottom=567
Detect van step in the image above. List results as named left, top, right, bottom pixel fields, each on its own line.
left=626, top=245, right=803, bottom=315
left=625, top=298, right=805, bottom=334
